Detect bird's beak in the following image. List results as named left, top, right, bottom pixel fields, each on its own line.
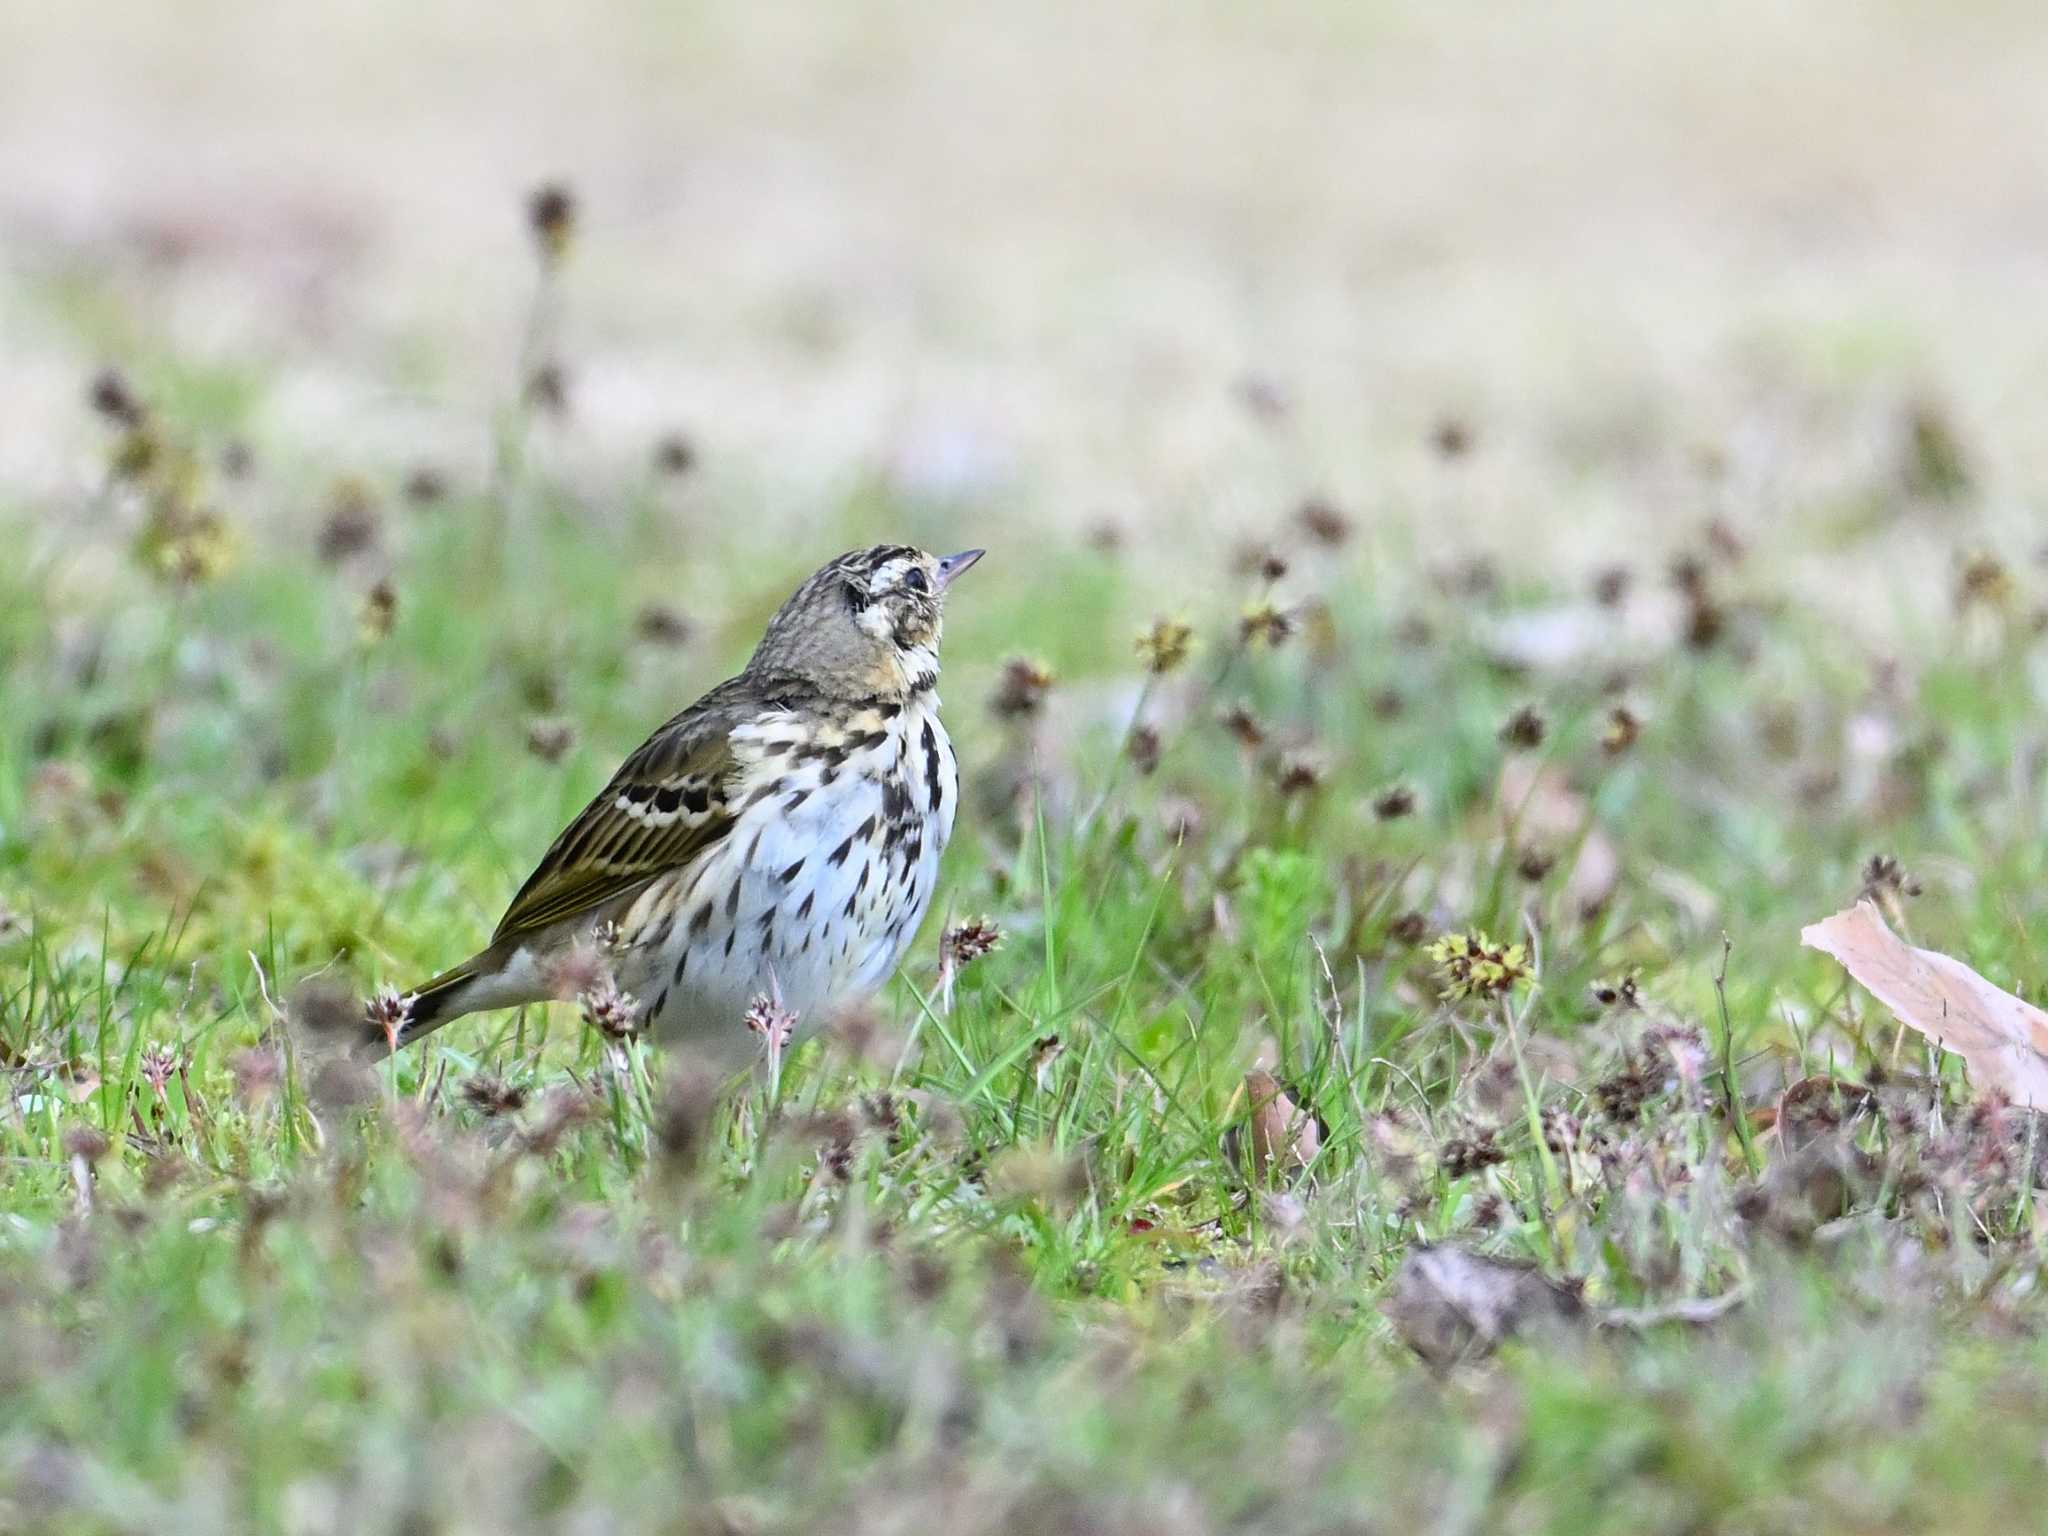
left=935, top=549, right=986, bottom=591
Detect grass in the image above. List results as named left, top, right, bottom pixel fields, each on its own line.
left=10, top=257, right=2048, bottom=1534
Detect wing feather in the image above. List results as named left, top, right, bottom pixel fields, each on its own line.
left=491, top=679, right=762, bottom=944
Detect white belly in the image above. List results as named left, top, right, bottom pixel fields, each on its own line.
left=613, top=701, right=956, bottom=1067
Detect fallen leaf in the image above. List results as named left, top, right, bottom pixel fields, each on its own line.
left=1243, top=1069, right=1320, bottom=1182
left=1800, top=900, right=2048, bottom=1108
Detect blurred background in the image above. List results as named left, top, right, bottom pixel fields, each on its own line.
left=4, top=0, right=2045, bottom=605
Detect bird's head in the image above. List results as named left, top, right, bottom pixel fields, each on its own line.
left=747, top=545, right=984, bottom=700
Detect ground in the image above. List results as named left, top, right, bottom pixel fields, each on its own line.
left=8, top=4, right=2048, bottom=1532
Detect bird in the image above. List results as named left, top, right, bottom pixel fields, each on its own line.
left=369, top=544, right=984, bottom=1070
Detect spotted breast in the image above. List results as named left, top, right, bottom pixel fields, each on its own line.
left=610, top=695, right=957, bottom=1067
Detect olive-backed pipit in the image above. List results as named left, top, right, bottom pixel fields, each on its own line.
left=374, top=544, right=983, bottom=1067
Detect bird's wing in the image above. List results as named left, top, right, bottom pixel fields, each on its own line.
left=490, top=679, right=766, bottom=945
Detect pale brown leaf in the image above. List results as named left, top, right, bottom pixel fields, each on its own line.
left=1244, top=1069, right=1319, bottom=1182
left=1800, top=899, right=2048, bottom=1108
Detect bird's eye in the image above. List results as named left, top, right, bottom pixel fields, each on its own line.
left=904, top=568, right=930, bottom=594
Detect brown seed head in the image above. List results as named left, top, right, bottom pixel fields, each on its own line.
left=990, top=657, right=1053, bottom=720
left=88, top=368, right=146, bottom=429
left=315, top=478, right=381, bottom=566
left=364, top=987, right=413, bottom=1052
left=579, top=980, right=640, bottom=1042
left=633, top=602, right=694, bottom=649
left=358, top=580, right=398, bottom=645
left=1219, top=704, right=1266, bottom=749
left=1134, top=617, right=1195, bottom=675
left=941, top=916, right=1004, bottom=972
left=1431, top=416, right=1473, bottom=458
left=403, top=464, right=450, bottom=506
left=1600, top=706, right=1641, bottom=755
left=652, top=432, right=697, bottom=477
left=1499, top=705, right=1547, bottom=751
left=1239, top=600, right=1296, bottom=649
left=524, top=361, right=571, bottom=416
left=743, top=992, right=798, bottom=1049
left=527, top=182, right=577, bottom=264
left=1127, top=723, right=1162, bottom=776
left=1296, top=497, right=1352, bottom=546
left=1372, top=784, right=1417, bottom=821
left=461, top=1073, right=529, bottom=1118
left=1274, top=750, right=1326, bottom=796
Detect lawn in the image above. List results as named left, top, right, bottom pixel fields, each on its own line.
left=9, top=281, right=2048, bottom=1532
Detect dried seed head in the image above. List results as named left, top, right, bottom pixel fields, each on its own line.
left=1427, top=930, right=1536, bottom=1001
left=527, top=182, right=578, bottom=265
left=1387, top=910, right=1430, bottom=947
left=652, top=432, right=697, bottom=477
left=941, top=916, right=1004, bottom=971
left=525, top=717, right=577, bottom=763
left=1232, top=540, right=1288, bottom=579
left=742, top=992, right=798, bottom=1048
left=110, top=424, right=165, bottom=482
left=358, top=580, right=398, bottom=645
left=1274, top=751, right=1326, bottom=796
left=1219, top=704, right=1266, bottom=749
left=88, top=368, right=146, bottom=429
left=1956, top=551, right=2013, bottom=612
left=403, top=464, right=449, bottom=506
left=1860, top=853, right=1923, bottom=902
left=139, top=1042, right=179, bottom=1098
left=1134, top=617, right=1195, bottom=675
left=1239, top=600, right=1296, bottom=649
left=1372, top=784, right=1417, bottom=821
left=1514, top=846, right=1555, bottom=882
left=990, top=657, right=1054, bottom=720
left=364, top=987, right=413, bottom=1052
left=1431, top=416, right=1473, bottom=458
left=1600, top=705, right=1641, bottom=755
left=1589, top=974, right=1640, bottom=1010
left=1127, top=723, right=1162, bottom=776
left=460, top=1073, right=528, bottom=1117
left=524, top=361, right=571, bottom=416
left=633, top=602, right=694, bottom=649
left=579, top=980, right=640, bottom=1041
left=1296, top=496, right=1352, bottom=546
left=1669, top=554, right=1709, bottom=599
left=1159, top=795, right=1205, bottom=841
left=1440, top=1132, right=1506, bottom=1179
left=144, top=509, right=238, bottom=586
left=315, top=478, right=381, bottom=565
left=1683, top=596, right=1726, bottom=651
left=1498, top=705, right=1547, bottom=751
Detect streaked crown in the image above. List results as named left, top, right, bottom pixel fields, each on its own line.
left=746, top=545, right=984, bottom=700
